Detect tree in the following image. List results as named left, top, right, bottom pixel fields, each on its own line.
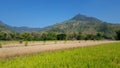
left=46, top=32, right=57, bottom=40
left=116, top=30, right=120, bottom=40
left=77, top=32, right=82, bottom=40
left=57, top=34, right=66, bottom=40
left=95, top=32, right=104, bottom=40
left=31, top=32, right=41, bottom=41
left=0, top=32, right=4, bottom=40
left=20, top=32, right=34, bottom=41
left=3, top=32, right=12, bottom=40
left=85, top=34, right=95, bottom=40
left=41, top=32, right=47, bottom=41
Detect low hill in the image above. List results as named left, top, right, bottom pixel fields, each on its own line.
left=0, top=21, right=14, bottom=33
left=0, top=21, right=41, bottom=33
left=12, top=26, right=42, bottom=33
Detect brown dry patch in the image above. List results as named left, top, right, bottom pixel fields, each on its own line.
left=0, top=40, right=118, bottom=59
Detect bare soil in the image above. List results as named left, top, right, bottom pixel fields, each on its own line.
left=0, top=40, right=118, bottom=58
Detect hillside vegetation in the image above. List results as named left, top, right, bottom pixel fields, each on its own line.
left=0, top=21, right=14, bottom=33
left=0, top=42, right=120, bottom=68
left=0, top=14, right=120, bottom=40
left=43, top=14, right=120, bottom=39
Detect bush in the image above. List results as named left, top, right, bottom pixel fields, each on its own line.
left=19, top=40, right=23, bottom=44
left=0, top=42, right=2, bottom=48
left=64, top=39, right=67, bottom=44
left=54, top=40, right=57, bottom=44
left=24, top=41, right=28, bottom=46
left=43, top=40, right=46, bottom=45
left=116, top=30, right=120, bottom=40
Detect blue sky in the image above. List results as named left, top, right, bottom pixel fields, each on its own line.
left=0, top=0, right=120, bottom=28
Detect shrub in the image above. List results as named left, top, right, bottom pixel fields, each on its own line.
left=43, top=40, right=46, bottom=45
left=25, top=41, right=28, bottom=46
left=116, top=30, right=120, bottom=40
left=0, top=42, right=2, bottom=48
left=54, top=40, right=57, bottom=44
left=19, top=40, right=23, bottom=44
left=64, top=39, right=67, bottom=44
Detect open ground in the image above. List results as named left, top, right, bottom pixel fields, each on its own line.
left=0, top=40, right=118, bottom=58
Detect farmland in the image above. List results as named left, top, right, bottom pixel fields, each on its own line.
left=0, top=40, right=117, bottom=58
left=0, top=41, right=120, bottom=68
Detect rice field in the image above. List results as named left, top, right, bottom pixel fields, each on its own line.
left=0, top=42, right=120, bottom=68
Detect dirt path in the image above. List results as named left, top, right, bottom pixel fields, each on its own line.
left=0, top=41, right=118, bottom=58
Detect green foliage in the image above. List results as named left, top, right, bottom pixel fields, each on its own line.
left=24, top=41, right=28, bottom=46
left=45, top=32, right=57, bottom=40
left=0, top=21, right=14, bottom=32
left=19, top=40, right=23, bottom=44
left=0, top=42, right=120, bottom=68
left=1, top=14, right=120, bottom=41
left=54, top=40, right=57, bottom=44
left=57, top=34, right=66, bottom=40
left=40, top=14, right=120, bottom=40
left=95, top=32, right=104, bottom=40
left=77, top=32, right=82, bottom=40
left=116, top=30, right=120, bottom=40
left=1, top=13, right=120, bottom=41
left=43, top=40, right=46, bottom=45
left=20, top=32, right=34, bottom=41
left=41, top=33, right=47, bottom=40
left=85, top=34, right=95, bottom=40
left=0, top=41, right=2, bottom=48
left=64, top=39, right=67, bottom=44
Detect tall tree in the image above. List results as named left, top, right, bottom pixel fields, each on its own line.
left=57, top=34, right=66, bottom=40
left=77, top=32, right=82, bottom=40
left=116, top=30, right=120, bottom=40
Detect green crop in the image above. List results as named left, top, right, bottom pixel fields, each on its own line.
left=0, top=42, right=120, bottom=68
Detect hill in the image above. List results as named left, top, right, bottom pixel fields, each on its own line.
left=0, top=21, right=14, bottom=33
left=0, top=13, right=120, bottom=39
left=12, top=26, right=42, bottom=33
left=41, top=14, right=120, bottom=39
left=0, top=21, right=41, bottom=33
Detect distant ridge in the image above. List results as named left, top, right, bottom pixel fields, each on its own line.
left=0, top=21, right=42, bottom=33
left=12, top=26, right=42, bottom=33
left=0, top=21, right=14, bottom=32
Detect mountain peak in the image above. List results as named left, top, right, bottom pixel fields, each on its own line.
left=71, top=13, right=102, bottom=22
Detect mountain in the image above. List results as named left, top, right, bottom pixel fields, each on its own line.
left=0, top=13, right=120, bottom=39
left=41, top=14, right=120, bottom=39
left=12, top=26, right=42, bottom=33
left=0, top=21, right=15, bottom=33
left=0, top=21, right=42, bottom=33
left=71, top=13, right=102, bottom=22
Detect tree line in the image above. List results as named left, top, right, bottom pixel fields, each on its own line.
left=0, top=30, right=120, bottom=41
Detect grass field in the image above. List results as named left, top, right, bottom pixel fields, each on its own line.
left=0, top=42, right=120, bottom=68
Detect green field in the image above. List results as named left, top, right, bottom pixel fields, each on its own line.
left=0, top=42, right=120, bottom=68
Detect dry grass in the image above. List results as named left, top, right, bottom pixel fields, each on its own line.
left=0, top=40, right=118, bottom=58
